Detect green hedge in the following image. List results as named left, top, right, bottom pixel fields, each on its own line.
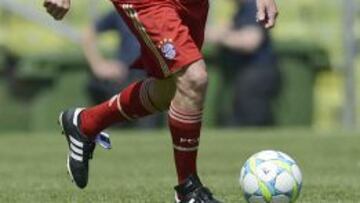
left=0, top=40, right=330, bottom=131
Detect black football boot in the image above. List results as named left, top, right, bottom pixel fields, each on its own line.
left=58, top=108, right=95, bottom=189
left=175, top=174, right=223, bottom=203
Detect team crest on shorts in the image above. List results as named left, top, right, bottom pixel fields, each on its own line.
left=158, top=38, right=176, bottom=60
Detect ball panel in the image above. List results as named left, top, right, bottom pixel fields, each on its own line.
left=256, top=150, right=279, bottom=161
left=258, top=180, right=273, bottom=202
left=271, top=160, right=291, bottom=173
left=249, top=157, right=258, bottom=173
left=278, top=152, right=296, bottom=164
left=256, top=161, right=278, bottom=182
left=248, top=196, right=267, bottom=203
left=271, top=195, right=290, bottom=203
left=275, top=172, right=295, bottom=193
left=243, top=174, right=259, bottom=194
left=291, top=164, right=302, bottom=185
left=240, top=166, right=246, bottom=186
left=290, top=179, right=301, bottom=203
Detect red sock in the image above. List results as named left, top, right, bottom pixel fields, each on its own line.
left=168, top=103, right=203, bottom=183
left=80, top=79, right=158, bottom=138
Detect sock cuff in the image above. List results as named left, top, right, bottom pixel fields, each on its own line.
left=169, top=103, right=203, bottom=124
left=109, top=79, right=157, bottom=121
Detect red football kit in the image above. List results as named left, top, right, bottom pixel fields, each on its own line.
left=79, top=0, right=210, bottom=188
left=111, top=0, right=209, bottom=78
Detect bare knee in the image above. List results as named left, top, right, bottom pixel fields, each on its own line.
left=173, top=60, right=208, bottom=109
left=178, top=60, right=208, bottom=91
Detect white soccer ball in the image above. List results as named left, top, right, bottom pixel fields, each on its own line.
left=239, top=150, right=302, bottom=203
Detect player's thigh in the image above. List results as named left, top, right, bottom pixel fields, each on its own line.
left=112, top=1, right=203, bottom=79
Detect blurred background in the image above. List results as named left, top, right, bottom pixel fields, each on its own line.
left=0, top=0, right=359, bottom=132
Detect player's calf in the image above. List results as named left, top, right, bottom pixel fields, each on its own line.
left=80, top=78, right=165, bottom=138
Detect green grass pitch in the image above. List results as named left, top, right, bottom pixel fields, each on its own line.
left=0, top=129, right=359, bottom=203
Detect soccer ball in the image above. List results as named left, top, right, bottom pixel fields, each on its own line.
left=239, top=150, right=302, bottom=203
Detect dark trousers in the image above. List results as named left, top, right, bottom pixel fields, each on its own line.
left=217, top=64, right=281, bottom=127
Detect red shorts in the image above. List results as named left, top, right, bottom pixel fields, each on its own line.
left=111, top=0, right=209, bottom=78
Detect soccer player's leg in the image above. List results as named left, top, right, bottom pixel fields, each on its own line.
left=58, top=2, right=178, bottom=189
left=169, top=60, right=207, bottom=183
left=59, top=2, right=220, bottom=201
left=59, top=76, right=175, bottom=188
left=169, top=61, right=221, bottom=203
left=109, top=1, right=220, bottom=202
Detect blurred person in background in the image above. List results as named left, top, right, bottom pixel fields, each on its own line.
left=0, top=46, right=17, bottom=77
left=82, top=10, right=140, bottom=104
left=0, top=46, right=18, bottom=93
left=208, top=0, right=281, bottom=126
left=82, top=10, right=161, bottom=128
